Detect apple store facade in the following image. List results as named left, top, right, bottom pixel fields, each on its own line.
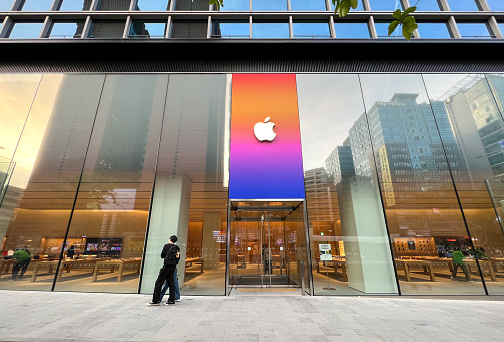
left=3, top=70, right=504, bottom=297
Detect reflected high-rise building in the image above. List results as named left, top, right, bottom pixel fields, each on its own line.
left=444, top=75, right=504, bottom=180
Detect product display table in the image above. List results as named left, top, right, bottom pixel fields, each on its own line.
left=30, top=260, right=64, bottom=282
left=395, top=259, right=436, bottom=282
left=185, top=257, right=204, bottom=273
left=92, top=259, right=141, bottom=282
left=316, top=258, right=347, bottom=282
left=0, top=259, right=15, bottom=275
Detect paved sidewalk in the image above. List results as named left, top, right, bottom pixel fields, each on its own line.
left=1, top=290, right=504, bottom=342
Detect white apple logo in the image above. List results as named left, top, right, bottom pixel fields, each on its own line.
left=254, top=117, right=276, bottom=142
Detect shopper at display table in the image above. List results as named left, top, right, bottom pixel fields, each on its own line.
left=451, top=248, right=473, bottom=282
left=11, top=246, right=31, bottom=280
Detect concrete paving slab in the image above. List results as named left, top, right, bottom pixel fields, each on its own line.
left=1, top=290, right=504, bottom=341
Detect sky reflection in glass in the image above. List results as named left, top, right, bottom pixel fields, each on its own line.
left=253, top=23, right=289, bottom=38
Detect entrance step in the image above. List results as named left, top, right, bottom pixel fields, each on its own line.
left=229, top=288, right=302, bottom=296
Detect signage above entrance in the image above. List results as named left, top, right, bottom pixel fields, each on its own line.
left=229, top=74, right=305, bottom=200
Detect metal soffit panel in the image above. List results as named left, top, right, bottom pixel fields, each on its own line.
left=0, top=40, right=503, bottom=73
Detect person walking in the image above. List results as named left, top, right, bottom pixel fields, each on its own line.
left=451, top=247, right=473, bottom=282
left=148, top=235, right=180, bottom=306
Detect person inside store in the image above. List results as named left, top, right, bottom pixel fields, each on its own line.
left=451, top=247, right=473, bottom=282
left=11, top=245, right=31, bottom=280
left=148, top=235, right=180, bottom=306
left=475, top=247, right=489, bottom=260
left=262, top=243, right=270, bottom=275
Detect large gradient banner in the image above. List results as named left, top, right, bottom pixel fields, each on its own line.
left=229, top=74, right=305, bottom=200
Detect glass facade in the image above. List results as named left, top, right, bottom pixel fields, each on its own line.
left=0, top=0, right=501, bottom=40
left=2, top=73, right=504, bottom=297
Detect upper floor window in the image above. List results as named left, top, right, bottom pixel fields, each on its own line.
left=58, top=0, right=92, bottom=11
left=0, top=0, right=13, bottom=11
left=47, top=21, right=85, bottom=38
left=487, top=0, right=504, bottom=11
left=96, top=0, right=131, bottom=11
left=19, top=0, right=53, bottom=11
left=291, top=0, right=327, bottom=11
left=446, top=0, right=479, bottom=11
left=135, top=0, right=170, bottom=11
left=253, top=0, right=287, bottom=11
left=457, top=22, right=494, bottom=38
left=8, top=21, right=43, bottom=38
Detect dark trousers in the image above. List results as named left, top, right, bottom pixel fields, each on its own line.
left=152, top=264, right=176, bottom=303
left=452, top=263, right=472, bottom=281
left=12, top=259, right=30, bottom=280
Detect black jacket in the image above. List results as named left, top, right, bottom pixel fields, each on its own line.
left=161, top=243, right=180, bottom=265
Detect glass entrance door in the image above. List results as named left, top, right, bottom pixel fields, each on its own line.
left=228, top=201, right=311, bottom=291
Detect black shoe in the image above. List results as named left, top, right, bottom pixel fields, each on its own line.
left=147, top=302, right=161, bottom=306
left=165, top=301, right=175, bottom=305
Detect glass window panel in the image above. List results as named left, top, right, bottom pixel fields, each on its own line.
left=48, top=21, right=85, bottom=38
left=423, top=74, right=504, bottom=295
left=417, top=22, right=451, bottom=38
left=129, top=21, right=166, bottom=38
left=375, top=22, right=407, bottom=38
left=292, top=22, right=331, bottom=38
left=331, top=1, right=363, bottom=10
left=211, top=21, right=249, bottom=38
left=135, top=0, right=170, bottom=10
left=9, top=22, right=43, bottom=38
left=59, top=0, right=92, bottom=11
left=20, top=0, right=53, bottom=11
left=298, top=74, right=398, bottom=295
left=252, top=23, right=289, bottom=38
left=360, top=74, right=487, bottom=295
left=487, top=0, right=504, bottom=11
left=175, top=0, right=208, bottom=10
left=368, top=0, right=404, bottom=11
left=52, top=75, right=167, bottom=293
left=334, top=22, right=370, bottom=38
left=291, top=0, right=326, bottom=11
left=141, top=74, right=229, bottom=296
left=0, top=0, right=13, bottom=11
left=171, top=20, right=207, bottom=38
left=416, top=0, right=441, bottom=11
left=90, top=20, right=126, bottom=38
left=96, top=0, right=131, bottom=10
left=0, top=74, right=104, bottom=291
left=447, top=0, right=479, bottom=11
left=0, top=75, right=41, bottom=178
left=214, top=0, right=248, bottom=11
left=253, top=0, right=287, bottom=11
left=457, top=23, right=492, bottom=38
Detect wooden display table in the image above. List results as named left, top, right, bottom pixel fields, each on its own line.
left=185, top=257, right=204, bottom=273
left=92, top=259, right=141, bottom=282
left=395, top=259, right=436, bottom=282
left=31, top=260, right=65, bottom=282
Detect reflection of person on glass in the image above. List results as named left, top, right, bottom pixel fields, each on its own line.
left=451, top=248, right=473, bottom=282
left=12, top=246, right=31, bottom=280
left=262, top=243, right=271, bottom=275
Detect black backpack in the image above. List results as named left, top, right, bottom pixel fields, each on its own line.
left=164, top=245, right=180, bottom=265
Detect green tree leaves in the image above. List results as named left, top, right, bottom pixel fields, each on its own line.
left=388, top=7, right=418, bottom=40
left=209, top=0, right=224, bottom=11
left=332, top=0, right=359, bottom=17
left=211, top=0, right=419, bottom=41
